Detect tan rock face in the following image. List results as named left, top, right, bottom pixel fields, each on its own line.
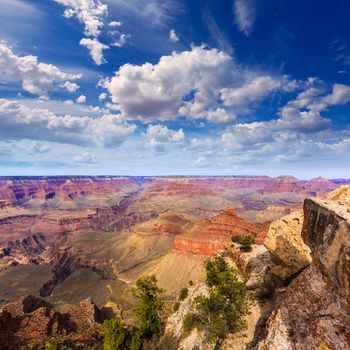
left=258, top=266, right=350, bottom=350
left=302, top=195, right=350, bottom=304
left=165, top=283, right=212, bottom=350
left=260, top=186, right=350, bottom=349
left=325, top=185, right=350, bottom=206
left=264, top=210, right=311, bottom=280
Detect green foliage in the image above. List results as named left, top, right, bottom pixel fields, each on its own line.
left=239, top=236, right=255, bottom=252
left=99, top=317, right=134, bottom=350
left=178, top=287, right=189, bottom=301
left=98, top=275, right=165, bottom=350
left=173, top=301, right=180, bottom=312
left=183, top=256, right=253, bottom=344
left=231, top=235, right=242, bottom=243
left=173, top=287, right=189, bottom=312
left=231, top=235, right=255, bottom=252
left=188, top=280, right=194, bottom=286
left=132, top=274, right=165, bottom=341
left=45, top=342, right=58, bottom=350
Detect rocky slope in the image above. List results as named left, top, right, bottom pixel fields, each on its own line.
left=0, top=295, right=103, bottom=349
left=258, top=186, right=350, bottom=349
left=166, top=186, right=350, bottom=350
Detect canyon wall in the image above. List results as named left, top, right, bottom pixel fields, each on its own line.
left=259, top=186, right=350, bottom=349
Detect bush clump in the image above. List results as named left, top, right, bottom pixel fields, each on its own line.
left=179, top=287, right=189, bottom=301
left=231, top=235, right=255, bottom=252
left=183, top=256, right=253, bottom=347
left=98, top=274, right=165, bottom=350
left=173, top=287, right=189, bottom=312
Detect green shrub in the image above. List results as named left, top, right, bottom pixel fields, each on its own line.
left=188, top=280, right=194, bottom=286
left=179, top=287, right=189, bottom=301
left=132, top=274, right=165, bottom=342
left=98, top=274, right=165, bottom=350
left=183, top=256, right=253, bottom=345
left=173, top=301, right=180, bottom=312
left=231, top=235, right=255, bottom=252
left=231, top=235, right=242, bottom=243
left=238, top=236, right=255, bottom=252
left=99, top=317, right=134, bottom=350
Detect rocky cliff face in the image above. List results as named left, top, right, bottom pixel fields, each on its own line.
left=302, top=194, right=350, bottom=304
left=0, top=295, right=102, bottom=349
left=264, top=210, right=311, bottom=282
left=259, top=186, right=350, bottom=349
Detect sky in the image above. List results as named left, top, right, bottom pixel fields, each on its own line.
left=0, top=0, right=350, bottom=178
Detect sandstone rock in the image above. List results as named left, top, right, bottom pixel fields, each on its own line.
left=302, top=194, right=350, bottom=304
left=1, top=294, right=51, bottom=317
left=325, top=185, right=350, bottom=206
left=258, top=266, right=350, bottom=350
left=259, top=188, right=350, bottom=349
left=226, top=244, right=275, bottom=296
left=165, top=282, right=213, bottom=350
left=257, top=308, right=293, bottom=350
left=264, top=210, right=311, bottom=281
left=305, top=177, right=337, bottom=194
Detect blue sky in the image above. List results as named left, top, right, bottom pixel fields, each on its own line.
left=0, top=0, right=350, bottom=178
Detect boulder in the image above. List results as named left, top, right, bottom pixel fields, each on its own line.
left=264, top=210, right=311, bottom=281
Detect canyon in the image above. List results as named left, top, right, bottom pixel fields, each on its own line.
left=0, top=176, right=348, bottom=349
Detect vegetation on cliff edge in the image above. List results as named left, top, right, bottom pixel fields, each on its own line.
left=97, top=275, right=165, bottom=350
left=183, top=256, right=253, bottom=346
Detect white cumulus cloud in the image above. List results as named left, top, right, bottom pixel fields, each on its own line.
left=103, top=45, right=236, bottom=122
left=76, top=94, right=87, bottom=103
left=169, top=29, right=179, bottom=42
left=80, top=37, right=109, bottom=65
left=220, top=76, right=281, bottom=106
left=221, top=83, right=350, bottom=152
left=144, top=124, right=185, bottom=153
left=55, top=0, right=108, bottom=37
left=0, top=41, right=81, bottom=97
left=0, top=99, right=136, bottom=147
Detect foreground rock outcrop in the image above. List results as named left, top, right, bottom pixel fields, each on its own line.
left=259, top=186, right=350, bottom=349
left=264, top=210, right=311, bottom=282
left=0, top=295, right=103, bottom=349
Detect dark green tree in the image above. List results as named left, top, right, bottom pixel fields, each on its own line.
left=238, top=236, right=255, bottom=252
left=97, top=275, right=165, bottom=350
left=131, top=274, right=165, bottom=348
left=99, top=317, right=134, bottom=350
left=184, top=256, right=253, bottom=347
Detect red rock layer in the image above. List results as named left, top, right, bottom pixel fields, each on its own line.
left=0, top=295, right=102, bottom=349
left=144, top=180, right=217, bottom=198
left=174, top=209, right=270, bottom=255
left=158, top=223, right=183, bottom=235
left=174, top=237, right=225, bottom=255
left=31, top=211, right=96, bottom=236
left=0, top=177, right=138, bottom=204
